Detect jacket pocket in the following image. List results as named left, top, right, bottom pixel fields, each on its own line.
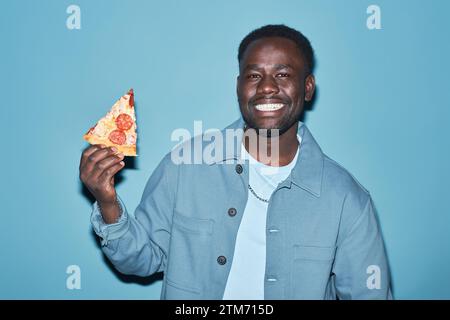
left=291, top=245, right=336, bottom=299
left=172, top=210, right=214, bottom=235
left=165, top=210, right=214, bottom=298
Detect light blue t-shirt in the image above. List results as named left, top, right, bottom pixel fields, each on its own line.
left=222, top=135, right=301, bottom=299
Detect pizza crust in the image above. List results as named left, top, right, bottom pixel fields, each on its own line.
left=83, top=134, right=137, bottom=156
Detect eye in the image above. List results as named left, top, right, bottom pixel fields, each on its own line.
left=276, top=73, right=290, bottom=78
left=246, top=74, right=261, bottom=80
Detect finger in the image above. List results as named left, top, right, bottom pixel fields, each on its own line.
left=80, top=144, right=107, bottom=171
left=80, top=145, right=103, bottom=171
left=82, top=146, right=119, bottom=174
left=83, top=144, right=106, bottom=159
left=91, top=153, right=125, bottom=180
left=98, top=161, right=125, bottom=185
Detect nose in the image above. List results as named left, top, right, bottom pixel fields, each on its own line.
left=257, top=75, right=279, bottom=96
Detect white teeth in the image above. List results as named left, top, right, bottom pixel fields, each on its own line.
left=255, top=103, right=285, bottom=111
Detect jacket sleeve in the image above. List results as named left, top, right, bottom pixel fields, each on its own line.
left=332, top=194, right=393, bottom=299
left=90, top=152, right=178, bottom=277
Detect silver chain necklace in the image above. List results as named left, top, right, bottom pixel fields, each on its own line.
left=248, top=184, right=270, bottom=203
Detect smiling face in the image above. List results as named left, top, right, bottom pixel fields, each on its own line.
left=237, top=37, right=315, bottom=135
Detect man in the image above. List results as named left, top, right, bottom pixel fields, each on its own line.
left=79, top=25, right=392, bottom=299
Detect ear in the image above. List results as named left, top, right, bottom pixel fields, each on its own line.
left=304, top=74, right=316, bottom=102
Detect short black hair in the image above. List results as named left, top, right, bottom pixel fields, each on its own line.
left=238, top=24, right=315, bottom=74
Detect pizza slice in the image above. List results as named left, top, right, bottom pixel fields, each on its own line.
left=83, top=89, right=137, bottom=156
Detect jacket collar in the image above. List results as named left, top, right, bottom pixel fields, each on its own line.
left=216, top=117, right=324, bottom=197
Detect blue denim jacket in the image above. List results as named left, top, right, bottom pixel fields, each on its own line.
left=91, top=118, right=392, bottom=299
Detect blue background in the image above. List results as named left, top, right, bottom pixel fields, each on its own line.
left=1, top=0, right=449, bottom=299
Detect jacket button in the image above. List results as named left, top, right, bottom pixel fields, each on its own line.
left=235, top=164, right=243, bottom=174
left=217, top=255, right=227, bottom=265
left=228, top=208, right=237, bottom=217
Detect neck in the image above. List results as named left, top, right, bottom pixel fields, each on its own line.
left=243, top=122, right=299, bottom=167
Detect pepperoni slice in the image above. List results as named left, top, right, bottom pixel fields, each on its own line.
left=108, top=130, right=126, bottom=145
left=115, top=113, right=134, bottom=131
